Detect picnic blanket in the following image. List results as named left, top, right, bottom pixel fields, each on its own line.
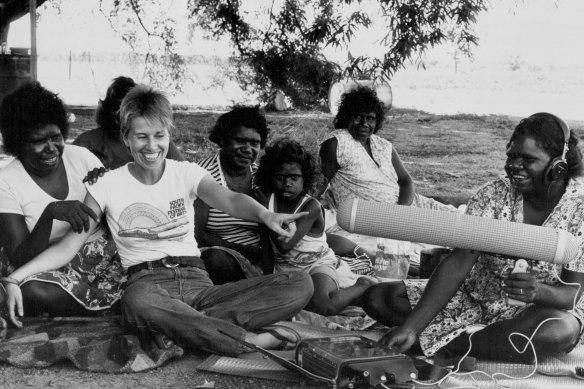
left=0, top=316, right=183, bottom=373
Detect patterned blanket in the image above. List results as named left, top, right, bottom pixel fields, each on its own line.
left=0, top=316, right=183, bottom=373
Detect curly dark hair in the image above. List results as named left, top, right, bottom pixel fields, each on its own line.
left=96, top=76, right=136, bottom=139
left=255, top=138, right=322, bottom=196
left=333, top=86, right=386, bottom=133
left=508, top=112, right=583, bottom=178
left=0, top=82, right=69, bottom=157
left=209, top=105, right=269, bottom=148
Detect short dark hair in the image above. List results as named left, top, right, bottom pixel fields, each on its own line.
left=209, top=105, right=269, bottom=148
left=255, top=137, right=322, bottom=196
left=0, top=82, right=69, bottom=157
left=508, top=112, right=583, bottom=178
left=334, top=86, right=386, bottom=133
left=96, top=76, right=136, bottom=139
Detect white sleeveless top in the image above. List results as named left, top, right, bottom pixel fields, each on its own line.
left=323, top=129, right=400, bottom=207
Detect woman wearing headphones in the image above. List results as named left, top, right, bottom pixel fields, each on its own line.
left=362, top=112, right=584, bottom=364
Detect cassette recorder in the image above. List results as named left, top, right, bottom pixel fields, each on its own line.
left=295, top=335, right=418, bottom=388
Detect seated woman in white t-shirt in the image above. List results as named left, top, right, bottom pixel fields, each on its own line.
left=3, top=85, right=313, bottom=356
left=0, top=82, right=124, bottom=324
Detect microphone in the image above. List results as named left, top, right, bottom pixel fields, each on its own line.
left=337, top=199, right=578, bottom=265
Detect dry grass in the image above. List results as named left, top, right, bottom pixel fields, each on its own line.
left=69, top=107, right=584, bottom=204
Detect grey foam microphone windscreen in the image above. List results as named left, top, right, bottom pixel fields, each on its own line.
left=337, top=199, right=579, bottom=264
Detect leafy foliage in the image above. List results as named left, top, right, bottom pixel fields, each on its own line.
left=189, top=0, right=486, bottom=108
left=96, top=0, right=486, bottom=107
left=98, top=0, right=188, bottom=95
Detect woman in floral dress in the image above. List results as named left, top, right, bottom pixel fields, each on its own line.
left=362, top=112, right=584, bottom=363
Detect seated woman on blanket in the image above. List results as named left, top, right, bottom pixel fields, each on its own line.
left=195, top=105, right=271, bottom=283
left=3, top=85, right=313, bottom=356
left=73, top=76, right=184, bottom=169
left=319, top=86, right=456, bottom=212
left=362, top=112, right=584, bottom=363
left=319, top=86, right=456, bottom=265
left=0, top=82, right=125, bottom=319
left=254, top=138, right=377, bottom=316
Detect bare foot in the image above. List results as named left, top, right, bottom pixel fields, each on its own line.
left=0, top=317, right=6, bottom=340
left=246, top=325, right=300, bottom=350
left=355, top=276, right=378, bottom=287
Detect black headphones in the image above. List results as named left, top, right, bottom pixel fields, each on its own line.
left=543, top=113, right=570, bottom=185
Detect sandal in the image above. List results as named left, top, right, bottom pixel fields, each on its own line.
left=260, top=324, right=301, bottom=351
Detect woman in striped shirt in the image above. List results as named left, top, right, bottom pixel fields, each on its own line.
left=195, top=106, right=270, bottom=284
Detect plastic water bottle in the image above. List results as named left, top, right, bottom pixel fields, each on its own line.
left=374, top=238, right=410, bottom=280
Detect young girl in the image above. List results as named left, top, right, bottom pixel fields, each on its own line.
left=255, top=138, right=377, bottom=316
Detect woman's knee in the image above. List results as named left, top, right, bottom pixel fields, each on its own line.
left=21, top=281, right=86, bottom=316
left=310, top=293, right=340, bottom=316
left=122, top=282, right=157, bottom=314
left=533, top=315, right=580, bottom=354
left=21, top=281, right=65, bottom=306
left=275, top=271, right=314, bottom=306
left=361, top=282, right=404, bottom=313
left=520, top=308, right=581, bottom=354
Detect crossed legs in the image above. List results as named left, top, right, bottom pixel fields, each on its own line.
left=122, top=267, right=313, bottom=356
left=362, top=282, right=581, bottom=363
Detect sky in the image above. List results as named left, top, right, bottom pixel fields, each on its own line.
left=6, top=0, right=584, bottom=119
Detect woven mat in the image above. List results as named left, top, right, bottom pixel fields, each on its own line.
left=198, top=321, right=584, bottom=388
left=443, top=345, right=584, bottom=388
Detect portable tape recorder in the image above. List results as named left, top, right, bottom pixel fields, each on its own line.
left=295, top=335, right=418, bottom=388
left=220, top=329, right=429, bottom=389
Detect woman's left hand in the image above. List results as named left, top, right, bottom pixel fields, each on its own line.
left=502, top=270, right=538, bottom=304
left=5, top=283, right=24, bottom=328
left=263, top=212, right=308, bottom=242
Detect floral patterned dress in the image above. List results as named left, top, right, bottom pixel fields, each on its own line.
left=404, top=176, right=584, bottom=356
left=14, top=230, right=125, bottom=311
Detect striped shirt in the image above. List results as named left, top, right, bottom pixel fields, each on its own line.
left=198, top=153, right=260, bottom=246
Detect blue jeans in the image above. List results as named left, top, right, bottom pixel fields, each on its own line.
left=121, top=266, right=313, bottom=356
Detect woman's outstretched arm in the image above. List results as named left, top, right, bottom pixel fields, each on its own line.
left=379, top=248, right=479, bottom=352
left=196, top=175, right=306, bottom=240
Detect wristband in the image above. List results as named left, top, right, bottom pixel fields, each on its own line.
left=1, top=276, right=21, bottom=286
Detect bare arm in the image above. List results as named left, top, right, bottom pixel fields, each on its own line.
left=8, top=193, right=102, bottom=283
left=0, top=201, right=98, bottom=267
left=196, top=175, right=307, bottom=239
left=0, top=210, right=53, bottom=267
left=269, top=198, right=321, bottom=253
left=318, top=138, right=339, bottom=196
left=392, top=148, right=415, bottom=206
left=381, top=248, right=479, bottom=351
left=4, top=193, right=103, bottom=327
